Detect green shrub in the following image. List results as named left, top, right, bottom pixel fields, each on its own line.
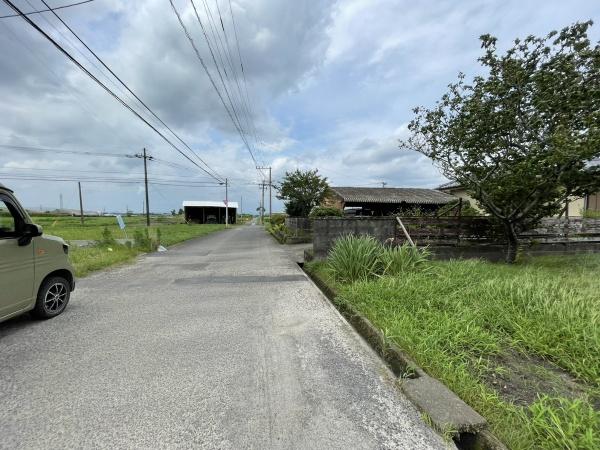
left=133, top=228, right=156, bottom=251
left=582, top=209, right=600, bottom=219
left=310, top=206, right=343, bottom=218
left=327, top=235, right=382, bottom=283
left=268, top=223, right=291, bottom=243
left=379, top=244, right=432, bottom=276
left=99, top=226, right=116, bottom=246
left=270, top=213, right=287, bottom=226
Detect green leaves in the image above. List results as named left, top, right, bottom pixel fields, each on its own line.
left=401, top=21, right=600, bottom=261
left=276, top=169, right=330, bottom=217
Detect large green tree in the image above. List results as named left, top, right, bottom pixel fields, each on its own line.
left=276, top=169, right=330, bottom=217
left=401, top=21, right=600, bottom=262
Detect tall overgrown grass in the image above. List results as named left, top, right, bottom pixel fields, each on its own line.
left=308, top=254, right=600, bottom=449
left=327, top=234, right=431, bottom=282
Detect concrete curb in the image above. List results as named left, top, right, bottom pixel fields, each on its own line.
left=304, top=268, right=507, bottom=450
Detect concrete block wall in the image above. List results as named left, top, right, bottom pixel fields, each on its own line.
left=285, top=217, right=313, bottom=237
left=313, top=218, right=396, bottom=258
left=312, top=217, right=600, bottom=261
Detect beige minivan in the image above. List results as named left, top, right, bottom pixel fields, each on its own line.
left=0, top=183, right=75, bottom=323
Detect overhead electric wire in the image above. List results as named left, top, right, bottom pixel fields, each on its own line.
left=0, top=174, right=222, bottom=187
left=0, top=17, right=139, bottom=144
left=36, top=0, right=223, bottom=182
left=212, top=0, right=258, bottom=152
left=23, top=0, right=158, bottom=135
left=199, top=0, right=252, bottom=143
left=226, top=0, right=263, bottom=163
left=192, top=0, right=265, bottom=177
left=189, top=0, right=254, bottom=161
left=169, top=0, right=261, bottom=170
left=2, top=0, right=223, bottom=183
left=0, top=0, right=93, bottom=18
left=1, top=167, right=218, bottom=183
left=0, top=143, right=134, bottom=158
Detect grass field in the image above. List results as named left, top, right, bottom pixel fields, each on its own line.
left=30, top=215, right=226, bottom=277
left=306, top=255, right=600, bottom=450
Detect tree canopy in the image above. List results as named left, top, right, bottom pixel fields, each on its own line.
left=401, top=21, right=600, bottom=262
left=276, top=169, right=330, bottom=217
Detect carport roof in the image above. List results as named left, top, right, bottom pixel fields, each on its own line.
left=330, top=187, right=454, bottom=205
left=183, top=201, right=239, bottom=208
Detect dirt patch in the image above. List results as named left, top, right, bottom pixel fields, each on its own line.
left=484, top=350, right=593, bottom=407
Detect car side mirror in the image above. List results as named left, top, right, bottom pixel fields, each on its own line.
left=18, top=223, right=43, bottom=247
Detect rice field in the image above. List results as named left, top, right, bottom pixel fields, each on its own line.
left=30, top=214, right=226, bottom=277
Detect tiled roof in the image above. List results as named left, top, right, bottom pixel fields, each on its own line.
left=330, top=187, right=455, bottom=205
left=437, top=180, right=462, bottom=190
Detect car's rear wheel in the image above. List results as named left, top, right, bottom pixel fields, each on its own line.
left=32, top=277, right=70, bottom=319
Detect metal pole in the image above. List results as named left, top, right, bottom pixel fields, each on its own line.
left=142, top=148, right=150, bottom=227
left=78, top=181, right=84, bottom=225
left=269, top=167, right=272, bottom=222
left=225, top=178, right=229, bottom=228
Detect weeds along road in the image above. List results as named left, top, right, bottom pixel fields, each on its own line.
left=0, top=224, right=448, bottom=449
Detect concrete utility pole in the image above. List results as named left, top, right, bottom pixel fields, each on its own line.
left=59, top=193, right=63, bottom=210
left=135, top=148, right=153, bottom=227
left=225, top=178, right=229, bottom=228
left=78, top=181, right=84, bottom=225
left=260, top=182, right=265, bottom=225
left=257, top=166, right=272, bottom=222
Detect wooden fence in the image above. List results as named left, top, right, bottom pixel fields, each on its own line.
left=395, top=217, right=600, bottom=245
left=395, top=216, right=502, bottom=245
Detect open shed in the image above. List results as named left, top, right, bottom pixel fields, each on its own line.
left=323, top=187, right=455, bottom=216
left=183, top=201, right=238, bottom=224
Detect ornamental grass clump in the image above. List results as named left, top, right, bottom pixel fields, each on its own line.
left=327, top=234, right=382, bottom=283
left=379, top=243, right=432, bottom=277
left=327, top=235, right=433, bottom=283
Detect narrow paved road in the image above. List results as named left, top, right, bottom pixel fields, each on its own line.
left=0, top=225, right=447, bottom=449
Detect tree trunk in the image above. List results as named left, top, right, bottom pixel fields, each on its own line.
left=503, top=221, right=519, bottom=263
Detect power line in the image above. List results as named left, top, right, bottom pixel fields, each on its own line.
left=0, top=174, right=222, bottom=187
left=0, top=0, right=93, bottom=18
left=227, top=0, right=263, bottom=163
left=37, top=0, right=223, bottom=182
left=190, top=0, right=255, bottom=161
left=169, top=0, right=260, bottom=169
left=200, top=0, right=263, bottom=171
left=199, top=0, right=252, bottom=144
left=0, top=143, right=133, bottom=158
left=0, top=166, right=217, bottom=183
left=213, top=0, right=258, bottom=153
left=2, top=0, right=224, bottom=182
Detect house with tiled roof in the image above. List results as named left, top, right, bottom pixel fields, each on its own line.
left=323, top=186, right=455, bottom=216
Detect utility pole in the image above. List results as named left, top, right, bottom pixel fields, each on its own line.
left=381, top=181, right=388, bottom=188
left=59, top=193, right=63, bottom=210
left=135, top=148, right=153, bottom=227
left=260, top=181, right=265, bottom=224
left=257, top=166, right=272, bottom=222
left=78, top=182, right=84, bottom=225
left=225, top=178, right=229, bottom=228
left=240, top=196, right=243, bottom=220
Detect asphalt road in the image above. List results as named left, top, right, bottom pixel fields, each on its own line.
left=0, top=225, right=448, bottom=449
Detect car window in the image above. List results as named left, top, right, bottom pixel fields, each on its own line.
left=0, top=198, right=21, bottom=238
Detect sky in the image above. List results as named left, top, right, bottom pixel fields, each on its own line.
left=0, top=0, right=598, bottom=214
